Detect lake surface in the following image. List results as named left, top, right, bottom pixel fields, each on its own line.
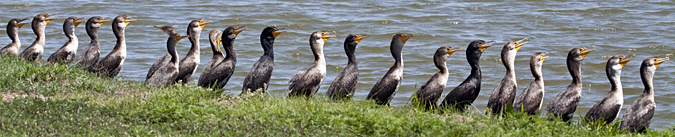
left=1, top=1, right=675, bottom=129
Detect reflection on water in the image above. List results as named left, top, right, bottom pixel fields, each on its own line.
left=1, top=1, right=675, bottom=129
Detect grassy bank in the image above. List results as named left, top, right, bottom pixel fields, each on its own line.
left=0, top=56, right=673, bottom=136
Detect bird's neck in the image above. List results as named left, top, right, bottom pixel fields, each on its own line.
left=434, top=56, right=448, bottom=74
left=468, top=52, right=481, bottom=76
left=112, top=26, right=126, bottom=51
left=8, top=26, right=19, bottom=42
left=641, top=68, right=655, bottom=96
left=87, top=26, right=99, bottom=44
left=261, top=36, right=274, bottom=58
left=345, top=43, right=357, bottom=65
left=33, top=24, right=46, bottom=46
left=210, top=41, right=223, bottom=57
left=223, top=38, right=236, bottom=60
left=391, top=43, right=403, bottom=68
left=608, top=68, right=622, bottom=93
left=531, top=64, right=543, bottom=81
left=310, top=40, right=325, bottom=65
left=168, top=36, right=179, bottom=64
left=502, top=50, right=516, bottom=78
left=567, top=58, right=582, bottom=85
left=187, top=32, right=201, bottom=57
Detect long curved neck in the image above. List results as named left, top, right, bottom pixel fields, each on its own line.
left=310, top=38, right=325, bottom=65
left=7, top=25, right=19, bottom=42
left=345, top=42, right=357, bottom=65
left=391, top=42, right=403, bottom=68
left=167, top=36, right=178, bottom=64
left=467, top=50, right=481, bottom=76
left=210, top=40, right=223, bottom=57
left=223, top=38, right=236, bottom=60
left=502, top=50, right=516, bottom=78
left=187, top=31, right=201, bottom=56
left=531, top=62, right=543, bottom=81
left=32, top=23, right=46, bottom=46
left=607, top=66, right=622, bottom=93
left=64, top=23, right=76, bottom=42
left=112, top=24, right=126, bottom=51
left=640, top=67, right=655, bottom=96
left=86, top=25, right=99, bottom=45
left=434, top=55, right=448, bottom=74
left=261, top=35, right=274, bottom=58
left=567, top=57, right=582, bottom=85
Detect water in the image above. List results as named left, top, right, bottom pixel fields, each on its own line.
left=1, top=1, right=675, bottom=129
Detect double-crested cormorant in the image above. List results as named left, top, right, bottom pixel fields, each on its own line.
left=487, top=38, right=528, bottom=114
left=287, top=31, right=336, bottom=97
left=48, top=17, right=85, bottom=64
left=197, top=26, right=246, bottom=89
left=147, top=19, right=210, bottom=82
left=439, top=40, right=494, bottom=111
left=146, top=26, right=188, bottom=87
left=241, top=27, right=286, bottom=93
left=94, top=15, right=135, bottom=78
left=77, top=16, right=109, bottom=72
left=0, top=18, right=29, bottom=56
left=325, top=34, right=369, bottom=100
left=620, top=57, right=668, bottom=133
left=546, top=47, right=595, bottom=121
left=412, top=46, right=460, bottom=110
left=366, top=33, right=414, bottom=105
left=513, top=52, right=549, bottom=115
left=19, top=13, right=55, bottom=61
left=585, top=55, right=633, bottom=125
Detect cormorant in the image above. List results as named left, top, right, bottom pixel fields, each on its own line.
left=512, top=52, right=549, bottom=115
left=145, top=26, right=188, bottom=87
left=147, top=19, right=210, bottom=82
left=325, top=34, right=369, bottom=100
left=545, top=47, right=595, bottom=121
left=366, top=33, right=414, bottom=105
left=0, top=18, right=29, bottom=56
left=241, top=27, right=286, bottom=93
left=48, top=17, right=85, bottom=64
left=77, top=16, right=110, bottom=72
left=197, top=26, right=246, bottom=89
left=287, top=31, right=336, bottom=97
left=94, top=15, right=135, bottom=78
left=620, top=57, right=669, bottom=133
left=412, top=46, right=461, bottom=110
left=19, top=13, right=56, bottom=61
left=487, top=38, right=528, bottom=114
left=439, top=40, right=494, bottom=112
left=585, top=55, right=633, bottom=125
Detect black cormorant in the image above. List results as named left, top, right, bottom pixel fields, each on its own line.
left=620, top=57, right=668, bottom=133
left=545, top=46, right=595, bottom=121
left=48, top=17, right=85, bottom=64
left=487, top=38, right=528, bottom=114
left=287, top=30, right=336, bottom=97
left=325, top=34, right=369, bottom=100
left=366, top=33, right=414, bottom=105
left=77, top=16, right=109, bottom=72
left=197, top=26, right=246, bottom=89
left=241, top=27, right=286, bottom=93
left=0, top=18, right=29, bottom=56
left=439, top=40, right=494, bottom=111
left=512, top=52, right=549, bottom=115
left=412, top=46, right=460, bottom=110
left=94, top=15, right=135, bottom=78
left=145, top=26, right=188, bottom=87
left=585, top=55, right=633, bottom=125
left=19, top=13, right=55, bottom=61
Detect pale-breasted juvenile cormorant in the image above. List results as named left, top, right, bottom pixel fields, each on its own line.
left=145, top=26, right=188, bottom=87
left=584, top=55, right=633, bottom=125
left=439, top=40, right=494, bottom=111
left=487, top=38, right=528, bottom=114
left=620, top=57, right=668, bottom=133
left=512, top=52, right=549, bottom=115
left=48, top=17, right=85, bottom=64
left=546, top=47, right=595, bottom=121
left=0, top=18, right=29, bottom=56
left=147, top=19, right=210, bottom=82
left=287, top=31, right=336, bottom=97
left=325, top=34, right=369, bottom=100
left=77, top=16, right=109, bottom=72
left=19, top=13, right=55, bottom=61
left=241, top=27, right=286, bottom=93
left=94, top=15, right=135, bottom=78
left=197, top=26, right=246, bottom=89
left=412, top=46, right=460, bottom=110
left=366, top=33, right=414, bottom=105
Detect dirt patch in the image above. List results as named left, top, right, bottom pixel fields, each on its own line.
left=1, top=91, right=46, bottom=102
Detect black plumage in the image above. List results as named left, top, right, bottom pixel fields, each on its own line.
left=241, top=27, right=286, bottom=93
left=77, top=16, right=109, bottom=72
left=197, top=26, right=246, bottom=89
left=412, top=46, right=460, bottom=110
left=287, top=31, right=336, bottom=97
left=620, top=57, right=668, bottom=133
left=439, top=40, right=493, bottom=112
left=585, top=55, right=633, bottom=125
left=94, top=15, right=135, bottom=78
left=366, top=33, right=413, bottom=106
left=513, top=52, right=548, bottom=115
left=0, top=18, right=29, bottom=56
left=19, top=13, right=55, bottom=61
left=326, top=34, right=368, bottom=100
left=487, top=39, right=527, bottom=114
left=48, top=17, right=85, bottom=64
left=546, top=47, right=595, bottom=121
left=145, top=26, right=188, bottom=87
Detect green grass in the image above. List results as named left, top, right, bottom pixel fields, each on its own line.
left=0, top=56, right=674, bottom=136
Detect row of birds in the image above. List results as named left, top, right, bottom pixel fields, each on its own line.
left=1, top=13, right=667, bottom=133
